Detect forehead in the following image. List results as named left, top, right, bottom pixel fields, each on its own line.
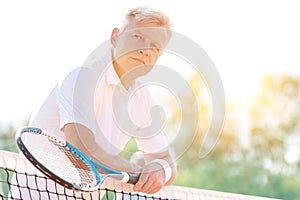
left=123, top=22, right=169, bottom=45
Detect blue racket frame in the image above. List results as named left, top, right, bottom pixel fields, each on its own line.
left=16, top=126, right=138, bottom=191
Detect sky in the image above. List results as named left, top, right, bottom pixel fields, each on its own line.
left=0, top=0, right=299, bottom=127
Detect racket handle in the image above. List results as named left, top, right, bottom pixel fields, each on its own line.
left=120, top=172, right=139, bottom=184
left=128, top=174, right=139, bottom=184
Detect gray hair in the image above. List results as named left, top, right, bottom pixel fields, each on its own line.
left=121, top=6, right=172, bottom=40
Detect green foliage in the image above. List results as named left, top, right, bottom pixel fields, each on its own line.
left=119, top=138, right=139, bottom=160
left=169, top=73, right=300, bottom=200
left=0, top=123, right=18, bottom=152
left=174, top=152, right=300, bottom=199
left=0, top=123, right=19, bottom=196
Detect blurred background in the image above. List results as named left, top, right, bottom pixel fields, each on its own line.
left=1, top=0, right=300, bottom=199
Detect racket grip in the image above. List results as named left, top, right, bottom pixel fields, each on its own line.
left=128, top=173, right=139, bottom=184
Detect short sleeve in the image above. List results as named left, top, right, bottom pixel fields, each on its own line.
left=58, top=67, right=100, bottom=134
left=131, top=87, right=169, bottom=154
left=135, top=131, right=169, bottom=154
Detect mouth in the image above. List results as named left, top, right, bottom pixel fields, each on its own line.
left=130, top=57, right=145, bottom=65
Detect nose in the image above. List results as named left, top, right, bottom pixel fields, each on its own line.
left=138, top=48, right=150, bottom=57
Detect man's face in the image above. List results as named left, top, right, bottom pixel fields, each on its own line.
left=112, top=22, right=169, bottom=78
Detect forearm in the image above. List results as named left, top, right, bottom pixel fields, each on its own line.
left=132, top=151, right=177, bottom=193
left=90, top=145, right=140, bottom=173
left=143, top=152, right=177, bottom=185
left=164, top=157, right=177, bottom=185
left=62, top=123, right=140, bottom=173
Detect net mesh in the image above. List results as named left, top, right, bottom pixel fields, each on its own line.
left=0, top=150, right=276, bottom=200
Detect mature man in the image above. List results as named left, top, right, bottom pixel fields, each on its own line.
left=11, top=6, right=176, bottom=199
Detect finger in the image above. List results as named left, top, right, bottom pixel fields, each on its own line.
left=134, top=172, right=164, bottom=194
left=133, top=173, right=149, bottom=192
left=140, top=177, right=163, bottom=194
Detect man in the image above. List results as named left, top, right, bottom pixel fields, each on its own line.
left=11, top=6, right=176, bottom=199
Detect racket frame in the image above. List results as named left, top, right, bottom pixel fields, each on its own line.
left=16, top=127, right=102, bottom=191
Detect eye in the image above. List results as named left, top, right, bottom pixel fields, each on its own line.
left=133, top=34, right=142, bottom=40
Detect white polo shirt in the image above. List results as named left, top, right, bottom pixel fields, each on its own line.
left=11, top=50, right=169, bottom=200
left=28, top=50, right=168, bottom=156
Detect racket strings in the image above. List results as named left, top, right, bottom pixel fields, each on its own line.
left=32, top=148, right=81, bottom=184
left=53, top=141, right=98, bottom=188
left=20, top=130, right=100, bottom=189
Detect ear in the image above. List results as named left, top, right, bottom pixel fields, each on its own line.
left=111, top=27, right=120, bottom=47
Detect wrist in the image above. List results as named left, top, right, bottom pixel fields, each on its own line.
left=149, top=159, right=172, bottom=183
left=130, top=163, right=142, bottom=174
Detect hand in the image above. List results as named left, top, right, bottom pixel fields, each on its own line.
left=133, top=162, right=165, bottom=194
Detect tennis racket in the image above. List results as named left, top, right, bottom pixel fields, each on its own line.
left=16, top=126, right=139, bottom=191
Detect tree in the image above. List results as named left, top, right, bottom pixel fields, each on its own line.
left=169, top=72, right=300, bottom=199
left=0, top=123, right=18, bottom=152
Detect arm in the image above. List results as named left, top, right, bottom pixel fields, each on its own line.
left=133, top=151, right=177, bottom=194
left=62, top=123, right=141, bottom=174
left=63, top=123, right=176, bottom=194
left=144, top=151, right=177, bottom=185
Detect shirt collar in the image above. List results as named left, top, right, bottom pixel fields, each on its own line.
left=106, top=64, right=120, bottom=86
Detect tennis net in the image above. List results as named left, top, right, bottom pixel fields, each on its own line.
left=0, top=150, right=276, bottom=200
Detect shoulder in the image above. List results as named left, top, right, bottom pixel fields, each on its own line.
left=58, top=64, right=105, bottom=91
left=59, top=51, right=111, bottom=89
